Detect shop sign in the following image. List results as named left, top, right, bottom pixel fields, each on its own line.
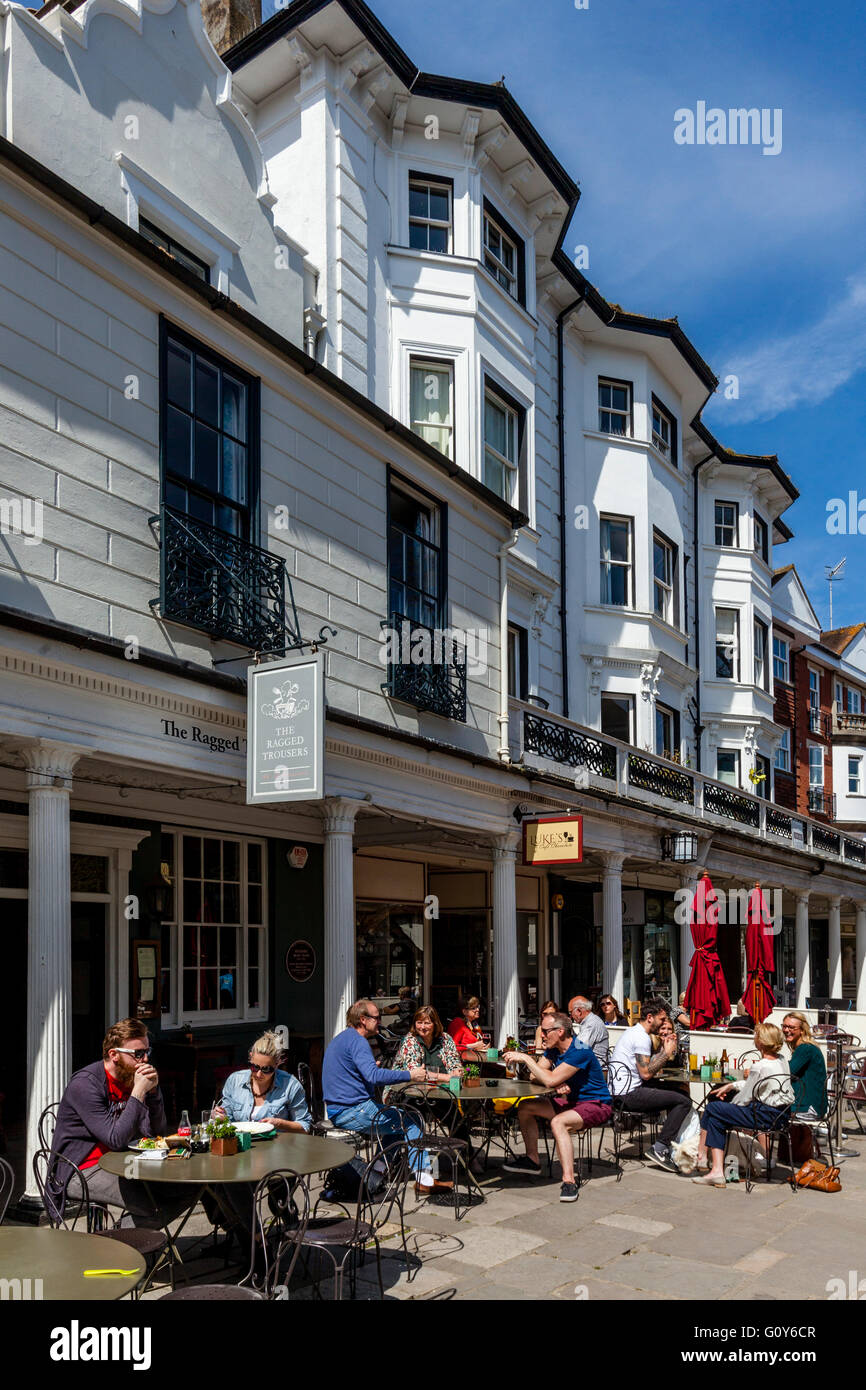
left=592, top=889, right=645, bottom=926
left=247, top=653, right=324, bottom=804
left=285, top=940, right=316, bottom=983
left=522, top=814, right=583, bottom=866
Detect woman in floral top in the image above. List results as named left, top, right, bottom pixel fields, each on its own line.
left=394, top=1006, right=464, bottom=1079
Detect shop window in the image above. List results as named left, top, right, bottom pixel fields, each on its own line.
left=356, top=901, right=425, bottom=1002
left=159, top=830, right=266, bottom=1025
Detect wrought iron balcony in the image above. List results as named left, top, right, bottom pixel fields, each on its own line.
left=152, top=505, right=301, bottom=654
left=384, top=613, right=467, bottom=722
left=808, top=787, right=836, bottom=819
left=808, top=708, right=830, bottom=737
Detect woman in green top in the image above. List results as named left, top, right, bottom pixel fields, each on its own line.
left=782, top=1012, right=827, bottom=1117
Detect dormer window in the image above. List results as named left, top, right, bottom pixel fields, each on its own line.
left=409, top=177, right=453, bottom=254
left=482, top=202, right=525, bottom=304
left=140, top=217, right=210, bottom=283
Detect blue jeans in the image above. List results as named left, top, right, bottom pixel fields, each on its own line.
left=329, top=1100, right=428, bottom=1175
left=703, top=1099, right=787, bottom=1152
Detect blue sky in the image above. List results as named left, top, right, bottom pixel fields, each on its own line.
left=261, top=0, right=866, bottom=629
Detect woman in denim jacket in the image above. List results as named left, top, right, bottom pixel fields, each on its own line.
left=213, top=1031, right=311, bottom=1132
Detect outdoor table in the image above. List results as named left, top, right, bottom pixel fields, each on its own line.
left=0, top=1227, right=145, bottom=1301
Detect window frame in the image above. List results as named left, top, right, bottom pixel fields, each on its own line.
left=483, top=376, right=526, bottom=509
left=714, top=500, right=739, bottom=548
left=808, top=744, right=824, bottom=789
left=481, top=199, right=526, bottom=305
left=408, top=173, right=454, bottom=255
left=655, top=701, right=680, bottom=761
left=159, top=828, right=267, bottom=1029
left=600, top=514, right=634, bottom=608
left=600, top=692, right=635, bottom=744
left=754, top=511, right=769, bottom=564
left=715, top=607, right=740, bottom=681
left=598, top=377, right=634, bottom=438
left=507, top=622, right=529, bottom=701
left=141, top=218, right=211, bottom=283
left=387, top=470, right=446, bottom=631
left=652, top=529, right=678, bottom=626
left=835, top=680, right=844, bottom=711
left=847, top=688, right=862, bottom=715
left=158, top=317, right=260, bottom=544
left=650, top=393, right=678, bottom=466
left=716, top=749, right=741, bottom=788
left=754, top=617, right=769, bottom=692
left=409, top=356, right=455, bottom=461
left=773, top=634, right=790, bottom=685
left=849, top=755, right=862, bottom=795
left=774, top=727, right=791, bottom=773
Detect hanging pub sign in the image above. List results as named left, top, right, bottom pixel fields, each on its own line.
left=522, top=813, right=583, bottom=866
left=247, top=653, right=324, bottom=804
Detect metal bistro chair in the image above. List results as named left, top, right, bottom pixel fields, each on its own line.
left=32, top=1149, right=173, bottom=1297
left=297, top=1146, right=413, bottom=1300
left=840, top=1049, right=866, bottom=1135
left=299, top=1063, right=369, bottom=1163
left=790, top=1067, right=840, bottom=1168
left=732, top=1075, right=797, bottom=1195
left=0, top=1155, right=14, bottom=1224
left=606, top=1060, right=654, bottom=1165
left=37, top=1102, right=61, bottom=1152
left=404, top=1087, right=484, bottom=1221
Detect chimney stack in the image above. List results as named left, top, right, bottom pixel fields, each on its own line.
left=201, top=0, right=262, bottom=55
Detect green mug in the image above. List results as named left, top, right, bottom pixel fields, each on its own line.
left=700, top=1065, right=711, bottom=1081
left=487, top=1048, right=499, bottom=1063
left=236, top=1131, right=252, bottom=1152
left=447, top=1076, right=461, bottom=1096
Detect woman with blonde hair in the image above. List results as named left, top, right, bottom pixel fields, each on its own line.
left=782, top=1011, right=827, bottom=1118
left=693, top=1021, right=794, bottom=1186
left=214, top=1029, right=311, bottom=1132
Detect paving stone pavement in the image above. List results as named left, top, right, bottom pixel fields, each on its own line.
left=141, top=1135, right=866, bottom=1302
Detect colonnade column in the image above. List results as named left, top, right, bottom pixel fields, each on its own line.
left=828, top=895, right=842, bottom=999
left=492, top=832, right=520, bottom=1049
left=855, top=902, right=866, bottom=1016
left=322, top=798, right=361, bottom=1042
left=601, top=851, right=626, bottom=1004
left=795, top=891, right=811, bottom=1010
left=24, top=739, right=81, bottom=1200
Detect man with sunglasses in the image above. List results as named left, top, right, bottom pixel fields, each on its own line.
left=49, top=1017, right=190, bottom=1227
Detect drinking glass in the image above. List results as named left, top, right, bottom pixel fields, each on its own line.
left=688, top=1053, right=698, bottom=1073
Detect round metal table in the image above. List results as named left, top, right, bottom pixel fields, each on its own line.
left=98, top=1131, right=340, bottom=1185
left=0, top=1227, right=145, bottom=1301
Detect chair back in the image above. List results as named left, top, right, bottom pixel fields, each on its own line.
left=357, top=1143, right=411, bottom=1238
left=32, top=1148, right=95, bottom=1232
left=403, top=1085, right=458, bottom=1140
left=752, top=1073, right=794, bottom=1121
left=242, top=1168, right=311, bottom=1298
left=606, top=1059, right=634, bottom=1100
left=296, top=1062, right=320, bottom=1123
left=625, top=998, right=641, bottom=1026
left=37, top=1102, right=61, bottom=1152
left=0, top=1156, right=14, bottom=1224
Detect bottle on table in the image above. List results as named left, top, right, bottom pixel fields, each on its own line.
left=720, top=1048, right=729, bottom=1074
left=177, top=1109, right=192, bottom=1137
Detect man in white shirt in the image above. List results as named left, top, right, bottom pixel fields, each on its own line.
left=568, top=996, right=609, bottom=1068
left=609, top=998, right=692, bottom=1173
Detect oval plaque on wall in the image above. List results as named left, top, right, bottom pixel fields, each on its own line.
left=285, top=939, right=316, bottom=983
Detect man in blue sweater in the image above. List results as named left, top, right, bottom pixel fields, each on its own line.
left=323, top=999, right=433, bottom=1187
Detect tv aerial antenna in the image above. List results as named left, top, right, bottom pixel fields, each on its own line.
left=825, top=557, right=846, bottom=629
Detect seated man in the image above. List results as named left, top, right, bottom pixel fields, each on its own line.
left=381, top=986, right=416, bottom=1038
left=49, top=1017, right=191, bottom=1228
left=501, top=1011, right=613, bottom=1202
left=568, top=995, right=609, bottom=1067
left=609, top=997, right=693, bottom=1173
left=322, top=999, right=435, bottom=1187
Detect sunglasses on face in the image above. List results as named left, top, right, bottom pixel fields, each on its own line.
left=249, top=1063, right=275, bottom=1075
left=540, top=1026, right=560, bottom=1035
left=115, top=1047, right=152, bottom=1062
left=364, top=1013, right=381, bottom=1023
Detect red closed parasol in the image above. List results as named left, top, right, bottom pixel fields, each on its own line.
left=683, top=872, right=731, bottom=1029
left=741, top=882, right=777, bottom=1023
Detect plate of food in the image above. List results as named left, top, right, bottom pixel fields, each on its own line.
left=232, top=1121, right=277, bottom=1136
left=129, top=1137, right=169, bottom=1152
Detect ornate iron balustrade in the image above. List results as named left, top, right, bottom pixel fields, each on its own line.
left=813, top=824, right=841, bottom=855
left=767, top=807, right=793, bottom=839
left=704, top=782, right=761, bottom=827
left=154, top=505, right=300, bottom=653
left=384, top=614, right=467, bottom=722
left=845, top=839, right=866, bottom=865
left=627, top=753, right=694, bottom=806
left=523, top=713, right=617, bottom=778
left=807, top=788, right=836, bottom=818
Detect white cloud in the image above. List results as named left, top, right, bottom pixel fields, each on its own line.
left=703, top=271, right=866, bottom=423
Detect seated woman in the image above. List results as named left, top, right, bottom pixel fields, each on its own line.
left=651, top=1017, right=690, bottom=1097
left=598, top=994, right=626, bottom=1027
left=394, top=1006, right=464, bottom=1081
left=782, top=1011, right=827, bottom=1118
left=693, top=1022, right=794, bottom=1186
left=214, top=1030, right=311, bottom=1132
left=534, top=1000, right=560, bottom=1053
left=447, top=996, right=489, bottom=1063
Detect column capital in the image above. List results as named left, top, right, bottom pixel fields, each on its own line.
left=795, top=890, right=811, bottom=907
left=492, top=831, right=521, bottom=861
left=854, top=901, right=866, bottom=920
left=20, top=738, right=84, bottom=788
left=598, top=850, right=626, bottom=875
left=320, top=796, right=363, bottom=836
left=827, top=894, right=843, bottom=911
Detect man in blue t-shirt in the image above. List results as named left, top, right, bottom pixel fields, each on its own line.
left=502, top=1010, right=612, bottom=1202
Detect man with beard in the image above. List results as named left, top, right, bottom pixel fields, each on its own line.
left=49, top=1018, right=191, bottom=1227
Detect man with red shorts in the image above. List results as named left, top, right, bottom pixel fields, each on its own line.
left=502, top=1011, right=612, bottom=1202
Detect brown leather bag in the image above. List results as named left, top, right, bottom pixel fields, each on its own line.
left=793, top=1158, right=841, bottom=1192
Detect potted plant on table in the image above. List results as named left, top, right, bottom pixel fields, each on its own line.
left=207, top=1119, right=239, bottom=1156
left=463, top=1062, right=481, bottom=1088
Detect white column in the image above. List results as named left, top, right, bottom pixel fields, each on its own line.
left=855, top=902, right=866, bottom=1016
left=492, top=832, right=520, bottom=1049
left=24, top=740, right=82, bottom=1199
left=828, top=896, right=843, bottom=999
left=680, top=872, right=699, bottom=998
left=795, top=891, right=811, bottom=1010
left=322, top=798, right=360, bottom=1041
left=601, top=852, right=626, bottom=1002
